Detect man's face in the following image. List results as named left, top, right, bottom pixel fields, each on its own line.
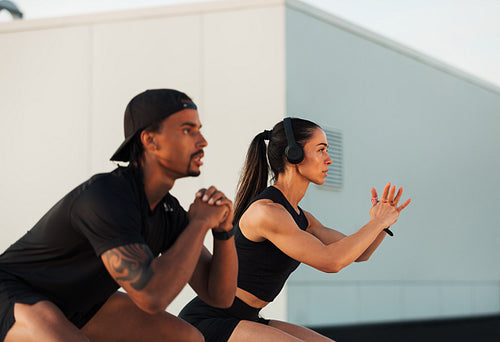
left=150, top=108, right=207, bottom=179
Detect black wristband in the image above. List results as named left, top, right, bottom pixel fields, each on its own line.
left=212, top=226, right=235, bottom=240
left=384, top=227, right=394, bottom=236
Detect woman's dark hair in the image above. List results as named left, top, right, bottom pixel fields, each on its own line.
left=233, top=118, right=320, bottom=223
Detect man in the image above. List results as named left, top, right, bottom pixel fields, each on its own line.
left=0, top=89, right=238, bottom=341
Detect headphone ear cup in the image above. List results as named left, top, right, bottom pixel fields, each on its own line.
left=285, top=145, right=304, bottom=164
left=283, top=117, right=305, bottom=164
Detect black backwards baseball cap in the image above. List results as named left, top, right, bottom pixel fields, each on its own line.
left=110, top=89, right=197, bottom=162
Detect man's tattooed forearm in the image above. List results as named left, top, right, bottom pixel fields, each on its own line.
left=103, top=244, right=154, bottom=291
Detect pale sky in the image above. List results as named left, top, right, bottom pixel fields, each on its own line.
left=1, top=0, right=499, bottom=88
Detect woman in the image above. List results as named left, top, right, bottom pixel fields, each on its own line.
left=180, top=118, right=411, bottom=341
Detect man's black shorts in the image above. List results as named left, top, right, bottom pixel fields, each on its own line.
left=0, top=271, right=106, bottom=342
left=0, top=271, right=51, bottom=341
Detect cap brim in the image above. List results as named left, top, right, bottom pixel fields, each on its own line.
left=110, top=134, right=135, bottom=162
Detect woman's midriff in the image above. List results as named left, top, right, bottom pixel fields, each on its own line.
left=236, top=287, right=269, bottom=309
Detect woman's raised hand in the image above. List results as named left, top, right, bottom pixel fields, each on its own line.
left=369, top=183, right=411, bottom=229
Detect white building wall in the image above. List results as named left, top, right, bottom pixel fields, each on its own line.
left=285, top=1, right=500, bottom=326
left=0, top=0, right=286, bottom=319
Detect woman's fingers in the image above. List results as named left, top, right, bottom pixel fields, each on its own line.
left=374, top=183, right=410, bottom=212
left=388, top=185, right=396, bottom=203
left=393, top=187, right=403, bottom=205
left=380, top=183, right=391, bottom=202
left=371, top=187, right=378, bottom=206
left=397, top=198, right=412, bottom=212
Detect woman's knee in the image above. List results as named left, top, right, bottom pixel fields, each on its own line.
left=160, top=319, right=204, bottom=342
left=181, top=324, right=205, bottom=342
left=150, top=321, right=204, bottom=342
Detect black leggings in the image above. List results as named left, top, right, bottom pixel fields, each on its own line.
left=179, top=296, right=270, bottom=342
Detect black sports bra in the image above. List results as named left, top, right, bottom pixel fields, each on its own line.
left=235, top=186, right=308, bottom=302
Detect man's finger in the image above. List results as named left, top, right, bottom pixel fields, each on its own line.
left=207, top=191, right=223, bottom=204
left=202, top=186, right=218, bottom=201
left=196, top=188, right=207, bottom=198
left=215, top=197, right=233, bottom=209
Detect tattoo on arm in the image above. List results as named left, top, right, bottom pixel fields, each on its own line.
left=102, top=243, right=155, bottom=291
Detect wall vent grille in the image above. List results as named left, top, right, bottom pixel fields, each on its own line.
left=319, top=128, right=343, bottom=191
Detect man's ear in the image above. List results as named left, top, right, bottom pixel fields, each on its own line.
left=140, top=131, right=157, bottom=152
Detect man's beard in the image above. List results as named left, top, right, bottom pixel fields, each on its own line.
left=186, top=150, right=203, bottom=177
left=187, top=168, right=201, bottom=177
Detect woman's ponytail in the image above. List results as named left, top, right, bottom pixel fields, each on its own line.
left=233, top=131, right=270, bottom=224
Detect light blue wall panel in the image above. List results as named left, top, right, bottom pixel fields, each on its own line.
left=285, top=3, right=500, bottom=326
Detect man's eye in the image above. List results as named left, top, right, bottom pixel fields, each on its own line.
left=183, top=128, right=190, bottom=134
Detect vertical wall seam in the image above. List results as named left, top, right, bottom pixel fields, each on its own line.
left=87, top=24, right=94, bottom=175
left=199, top=11, right=205, bottom=188
left=283, top=3, right=287, bottom=117
left=200, top=13, right=204, bottom=106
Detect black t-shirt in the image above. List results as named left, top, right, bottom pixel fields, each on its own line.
left=0, top=166, right=188, bottom=320
left=235, top=186, right=309, bottom=302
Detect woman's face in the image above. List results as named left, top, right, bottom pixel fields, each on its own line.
left=296, top=127, right=333, bottom=185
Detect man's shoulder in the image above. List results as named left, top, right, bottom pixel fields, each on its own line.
left=71, top=167, right=139, bottom=208
left=79, top=167, right=135, bottom=192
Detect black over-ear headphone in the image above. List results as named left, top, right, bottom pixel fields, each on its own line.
left=283, top=117, right=304, bottom=164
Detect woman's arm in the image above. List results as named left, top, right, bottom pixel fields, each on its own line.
left=251, top=206, right=386, bottom=273
left=246, top=183, right=410, bottom=273
left=305, top=211, right=386, bottom=262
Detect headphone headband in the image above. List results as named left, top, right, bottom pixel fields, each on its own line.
left=283, top=117, right=304, bottom=164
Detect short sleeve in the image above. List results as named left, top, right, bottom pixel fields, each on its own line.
left=70, top=176, right=146, bottom=256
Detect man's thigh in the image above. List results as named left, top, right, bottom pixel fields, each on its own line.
left=81, top=291, right=203, bottom=342
left=5, top=301, right=89, bottom=342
